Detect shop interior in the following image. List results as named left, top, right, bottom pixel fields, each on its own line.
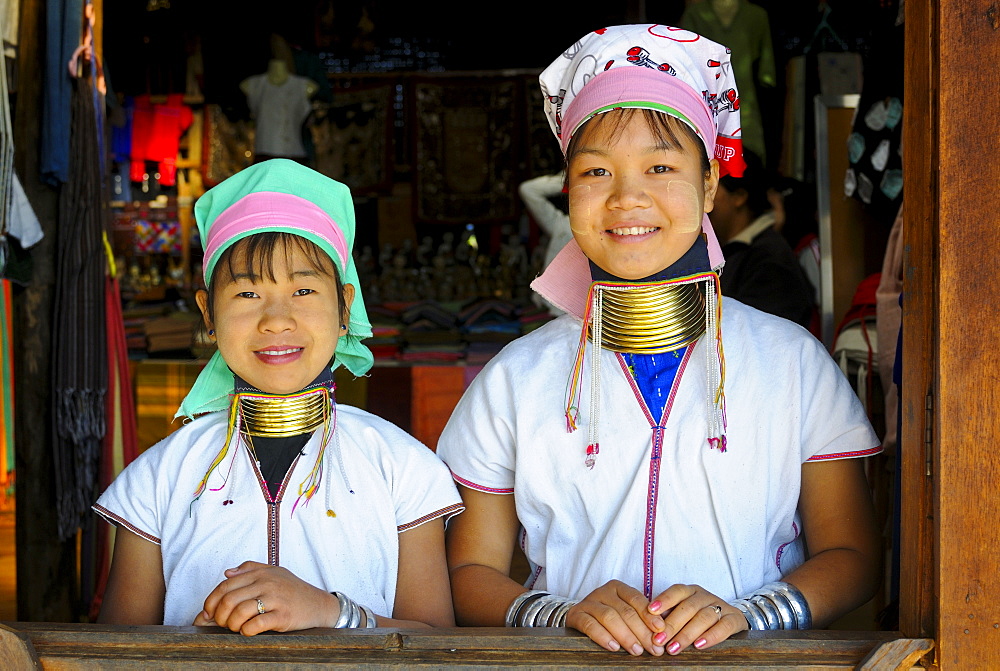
left=2, top=0, right=904, bottom=629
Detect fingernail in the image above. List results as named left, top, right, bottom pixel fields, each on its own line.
left=608, top=640, right=620, bottom=652
left=648, top=600, right=662, bottom=613
left=652, top=645, right=665, bottom=656
left=667, top=641, right=681, bottom=655
left=653, top=632, right=668, bottom=645
left=694, top=638, right=707, bottom=649
left=631, top=643, right=643, bottom=656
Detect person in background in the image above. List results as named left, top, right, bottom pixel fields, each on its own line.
left=709, top=149, right=816, bottom=329
left=518, top=171, right=572, bottom=315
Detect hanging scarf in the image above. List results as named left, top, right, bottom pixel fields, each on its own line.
left=52, top=66, right=108, bottom=541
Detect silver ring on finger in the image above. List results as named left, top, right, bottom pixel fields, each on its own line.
left=710, top=604, right=722, bottom=620
left=256, top=598, right=266, bottom=615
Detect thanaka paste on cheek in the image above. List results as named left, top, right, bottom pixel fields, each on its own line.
left=567, top=184, right=593, bottom=235
left=665, top=180, right=703, bottom=233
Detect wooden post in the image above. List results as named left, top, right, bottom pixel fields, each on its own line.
left=898, top=0, right=936, bottom=642
left=934, top=2, right=1000, bottom=667
left=12, top=0, right=78, bottom=621
left=901, top=1, right=1000, bottom=667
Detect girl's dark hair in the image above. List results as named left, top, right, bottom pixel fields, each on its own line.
left=718, top=148, right=771, bottom=219
left=204, top=232, right=349, bottom=324
left=565, top=108, right=713, bottom=177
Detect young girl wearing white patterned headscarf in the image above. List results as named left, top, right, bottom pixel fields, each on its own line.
left=438, top=24, right=881, bottom=656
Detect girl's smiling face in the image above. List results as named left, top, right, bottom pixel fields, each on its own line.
left=196, top=235, right=352, bottom=395
left=566, top=110, right=719, bottom=279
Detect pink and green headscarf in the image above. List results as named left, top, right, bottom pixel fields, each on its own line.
left=176, top=159, right=373, bottom=419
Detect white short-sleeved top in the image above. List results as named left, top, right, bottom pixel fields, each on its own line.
left=437, top=298, right=879, bottom=602
left=95, top=404, right=464, bottom=626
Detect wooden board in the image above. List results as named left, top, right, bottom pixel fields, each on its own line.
left=1, top=623, right=932, bottom=669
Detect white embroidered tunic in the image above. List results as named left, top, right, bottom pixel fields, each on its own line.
left=437, top=298, right=879, bottom=602
left=95, top=404, right=463, bottom=626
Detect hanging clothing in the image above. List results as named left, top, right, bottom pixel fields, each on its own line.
left=129, top=94, right=193, bottom=187
left=243, top=74, right=314, bottom=159
left=52, top=68, right=108, bottom=540
left=7, top=172, right=43, bottom=249
left=94, top=404, right=464, bottom=626
left=40, top=0, right=83, bottom=185
left=680, top=1, right=777, bottom=163
left=0, top=0, right=19, bottom=58
left=844, top=10, right=904, bottom=221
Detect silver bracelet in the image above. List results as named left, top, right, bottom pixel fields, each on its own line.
left=350, top=598, right=363, bottom=628
left=550, top=600, right=576, bottom=627
left=753, top=584, right=796, bottom=627
left=730, top=598, right=768, bottom=630
left=534, top=598, right=564, bottom=627
left=361, top=604, right=377, bottom=628
left=504, top=590, right=549, bottom=627
left=333, top=592, right=353, bottom=628
left=508, top=593, right=579, bottom=627
left=519, top=594, right=550, bottom=627
left=332, top=591, right=364, bottom=629
left=730, top=581, right=812, bottom=630
left=749, top=594, right=781, bottom=629
left=761, top=581, right=812, bottom=629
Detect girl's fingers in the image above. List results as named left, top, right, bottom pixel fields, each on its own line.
left=214, top=595, right=264, bottom=633
left=224, top=560, right=267, bottom=578
left=567, top=594, right=663, bottom=656
left=210, top=582, right=264, bottom=629
left=239, top=608, right=275, bottom=637
left=202, top=568, right=259, bottom=616
left=618, top=586, right=665, bottom=635
left=191, top=610, right=215, bottom=627
left=566, top=608, right=626, bottom=654
left=667, top=603, right=748, bottom=654
left=689, top=612, right=749, bottom=651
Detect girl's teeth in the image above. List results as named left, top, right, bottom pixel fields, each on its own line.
left=610, top=226, right=657, bottom=236
left=260, top=348, right=299, bottom=356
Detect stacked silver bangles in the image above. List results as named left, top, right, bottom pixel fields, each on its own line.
left=504, top=590, right=578, bottom=628
left=332, top=591, right=378, bottom=628
left=729, top=581, right=812, bottom=630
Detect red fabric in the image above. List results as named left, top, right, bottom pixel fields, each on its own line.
left=834, top=272, right=881, bottom=338
left=129, top=94, right=194, bottom=186
left=91, top=276, right=140, bottom=621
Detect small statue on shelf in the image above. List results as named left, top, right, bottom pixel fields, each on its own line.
left=379, top=251, right=419, bottom=303
left=416, top=235, right=435, bottom=267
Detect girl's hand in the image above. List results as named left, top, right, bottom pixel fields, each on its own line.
left=193, top=561, right=341, bottom=635
left=647, top=584, right=748, bottom=654
left=564, top=580, right=667, bottom=656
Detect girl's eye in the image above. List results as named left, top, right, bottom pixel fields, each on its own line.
left=236, top=291, right=259, bottom=299
left=293, top=288, right=315, bottom=296
left=585, top=167, right=609, bottom=177
left=650, top=165, right=671, bottom=174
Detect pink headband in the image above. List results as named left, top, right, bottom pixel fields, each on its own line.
left=560, top=67, right=716, bottom=158
left=202, top=191, right=349, bottom=282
